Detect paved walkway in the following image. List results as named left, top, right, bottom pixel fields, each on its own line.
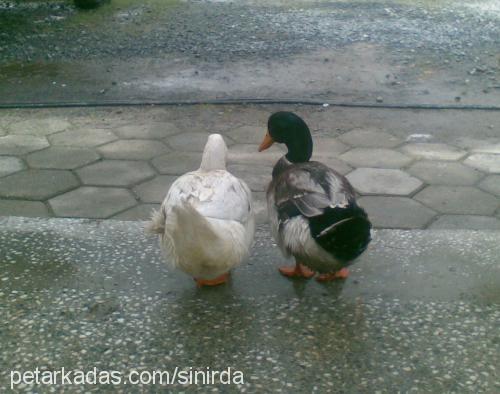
left=1, top=218, right=499, bottom=392
left=0, top=105, right=499, bottom=229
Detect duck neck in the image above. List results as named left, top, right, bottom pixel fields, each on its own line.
left=284, top=132, right=313, bottom=163
left=200, top=149, right=226, bottom=171
left=272, top=156, right=292, bottom=178
left=199, top=135, right=227, bottom=171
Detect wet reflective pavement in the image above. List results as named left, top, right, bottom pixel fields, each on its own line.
left=1, top=1, right=499, bottom=391
left=1, top=217, right=499, bottom=392
left=1, top=0, right=499, bottom=106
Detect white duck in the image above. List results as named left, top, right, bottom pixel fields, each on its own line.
left=147, top=134, right=255, bottom=287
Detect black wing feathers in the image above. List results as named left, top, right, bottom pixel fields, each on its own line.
left=273, top=161, right=371, bottom=262
left=309, top=203, right=371, bottom=262
left=274, top=163, right=350, bottom=217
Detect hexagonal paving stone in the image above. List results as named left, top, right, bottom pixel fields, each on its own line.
left=357, top=196, right=436, bottom=229
left=0, top=135, right=49, bottom=155
left=225, top=125, right=264, bottom=144
left=312, top=156, right=352, bottom=175
left=49, top=128, right=118, bottom=147
left=400, top=143, right=466, bottom=161
left=414, top=186, right=499, bottom=215
left=112, top=203, right=161, bottom=221
left=478, top=175, right=500, bottom=196
left=216, top=106, right=269, bottom=128
left=0, top=170, right=79, bottom=200
left=472, top=142, right=500, bottom=155
left=70, top=113, right=131, bottom=129
left=312, top=138, right=350, bottom=156
left=0, top=200, right=50, bottom=217
left=133, top=176, right=177, bottom=203
left=151, top=152, right=202, bottom=175
left=228, top=143, right=286, bottom=165
left=346, top=168, right=422, bottom=196
left=0, top=156, right=25, bottom=177
left=472, top=144, right=500, bottom=154
left=339, top=128, right=402, bottom=148
left=227, top=164, right=272, bottom=192
left=97, top=139, right=169, bottom=160
left=166, top=132, right=218, bottom=152
left=471, top=142, right=500, bottom=154
left=339, top=148, right=413, bottom=169
left=407, top=161, right=482, bottom=186
left=148, top=108, right=179, bottom=122
left=8, top=117, right=71, bottom=136
left=26, top=147, right=100, bottom=170
left=113, top=122, right=181, bottom=139
left=0, top=113, right=16, bottom=127
left=455, top=137, right=500, bottom=153
left=49, top=187, right=137, bottom=218
left=464, top=153, right=500, bottom=174
left=429, top=215, right=500, bottom=230
left=77, top=160, right=155, bottom=187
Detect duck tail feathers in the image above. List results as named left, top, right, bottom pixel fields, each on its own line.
left=317, top=215, right=372, bottom=262
left=146, top=207, right=166, bottom=235
left=309, top=205, right=372, bottom=262
left=169, top=201, right=216, bottom=241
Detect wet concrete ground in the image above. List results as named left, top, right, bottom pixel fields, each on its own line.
left=0, top=0, right=499, bottom=106
left=0, top=1, right=499, bottom=392
left=0, top=217, right=499, bottom=392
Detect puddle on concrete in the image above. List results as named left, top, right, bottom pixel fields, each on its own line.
left=0, top=62, right=65, bottom=80
left=2, top=220, right=499, bottom=304
left=0, top=61, right=93, bottom=95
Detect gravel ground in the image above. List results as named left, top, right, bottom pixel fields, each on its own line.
left=0, top=0, right=498, bottom=67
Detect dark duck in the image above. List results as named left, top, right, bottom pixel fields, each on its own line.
left=258, top=111, right=372, bottom=281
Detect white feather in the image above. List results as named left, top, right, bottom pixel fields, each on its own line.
left=266, top=189, right=287, bottom=256
left=267, top=192, right=342, bottom=273
left=148, top=134, right=255, bottom=279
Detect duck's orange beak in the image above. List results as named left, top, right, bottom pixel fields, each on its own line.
left=258, top=132, right=274, bottom=152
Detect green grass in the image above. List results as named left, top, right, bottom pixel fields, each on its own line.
left=67, top=0, right=180, bottom=32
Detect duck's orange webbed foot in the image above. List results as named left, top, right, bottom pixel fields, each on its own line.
left=195, top=272, right=230, bottom=287
left=316, top=268, right=349, bottom=282
left=279, top=262, right=315, bottom=279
